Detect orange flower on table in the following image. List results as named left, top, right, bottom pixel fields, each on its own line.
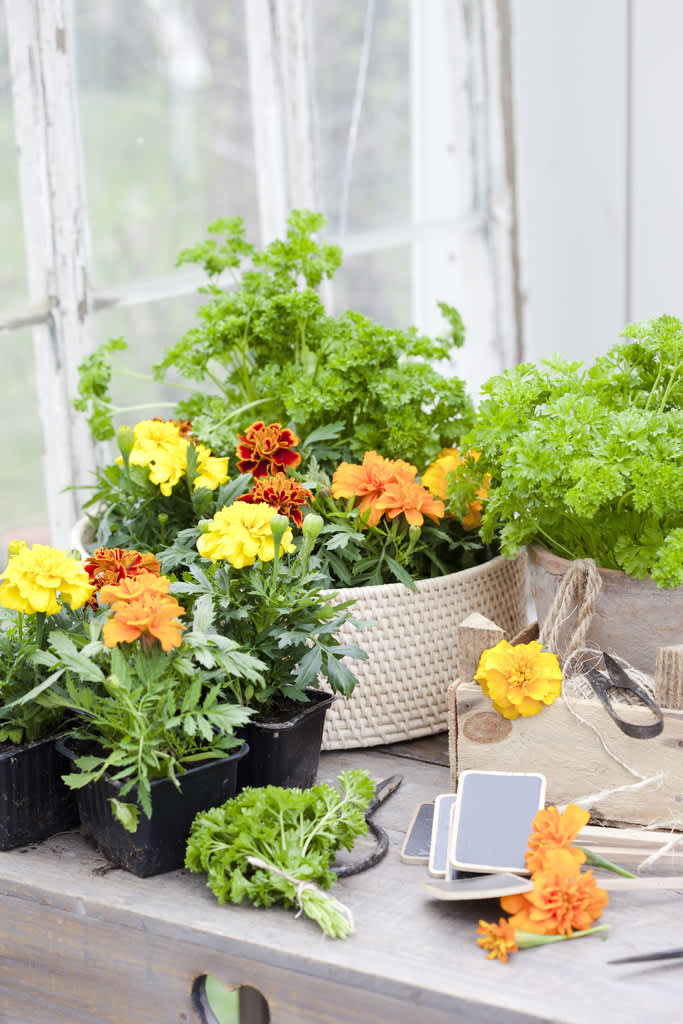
left=372, top=479, right=445, bottom=527
left=101, top=576, right=186, bottom=652
left=422, top=448, right=490, bottom=530
left=236, top=421, right=302, bottom=477
left=525, top=804, right=590, bottom=875
left=331, top=451, right=418, bottom=528
left=238, top=472, right=313, bottom=528
left=501, top=848, right=609, bottom=937
left=474, top=639, right=563, bottom=720
left=477, top=918, right=519, bottom=963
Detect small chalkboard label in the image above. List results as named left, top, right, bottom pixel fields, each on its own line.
left=449, top=770, right=546, bottom=874
left=400, top=802, right=434, bottom=863
left=428, top=793, right=458, bottom=877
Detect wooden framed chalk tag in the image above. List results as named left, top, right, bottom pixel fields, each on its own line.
left=428, top=793, right=458, bottom=877
left=400, top=802, right=434, bottom=864
left=449, top=770, right=546, bottom=874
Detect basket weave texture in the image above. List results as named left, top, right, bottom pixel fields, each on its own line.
left=321, top=551, right=528, bottom=750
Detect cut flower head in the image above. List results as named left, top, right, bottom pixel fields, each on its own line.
left=475, top=639, right=563, bottom=719
left=525, top=803, right=590, bottom=875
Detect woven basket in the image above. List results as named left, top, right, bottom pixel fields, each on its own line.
left=321, top=551, right=528, bottom=749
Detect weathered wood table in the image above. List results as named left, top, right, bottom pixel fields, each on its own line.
left=1, top=735, right=682, bottom=1024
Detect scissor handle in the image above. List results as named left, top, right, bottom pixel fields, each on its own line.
left=585, top=657, right=664, bottom=739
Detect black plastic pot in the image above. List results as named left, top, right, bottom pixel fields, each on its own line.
left=0, top=734, right=79, bottom=851
left=56, top=739, right=248, bottom=877
left=237, top=688, right=335, bottom=791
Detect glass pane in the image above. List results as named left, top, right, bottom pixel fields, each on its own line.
left=74, top=1, right=259, bottom=288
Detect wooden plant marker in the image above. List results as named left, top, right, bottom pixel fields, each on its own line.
left=449, top=616, right=683, bottom=829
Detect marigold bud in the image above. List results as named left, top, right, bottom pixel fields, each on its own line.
left=302, top=513, right=323, bottom=540
left=270, top=514, right=290, bottom=545
left=116, top=425, right=135, bottom=462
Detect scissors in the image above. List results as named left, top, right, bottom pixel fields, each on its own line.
left=582, top=651, right=663, bottom=739
left=333, top=774, right=403, bottom=877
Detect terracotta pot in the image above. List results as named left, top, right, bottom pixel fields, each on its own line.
left=527, top=543, right=683, bottom=675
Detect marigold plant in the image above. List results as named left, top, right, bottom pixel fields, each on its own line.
left=474, top=639, right=563, bottom=719
left=422, top=447, right=490, bottom=530
left=238, top=472, right=312, bottom=528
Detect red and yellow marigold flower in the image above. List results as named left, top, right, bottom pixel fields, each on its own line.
left=236, top=421, right=302, bottom=477
left=422, top=448, right=490, bottom=530
left=330, top=451, right=420, bottom=528
left=525, top=804, right=590, bottom=875
left=197, top=502, right=295, bottom=568
left=238, top=472, right=313, bottom=527
left=477, top=918, right=519, bottom=963
left=501, top=848, right=609, bottom=937
left=83, top=547, right=161, bottom=608
left=0, top=542, right=94, bottom=615
left=474, top=639, right=563, bottom=720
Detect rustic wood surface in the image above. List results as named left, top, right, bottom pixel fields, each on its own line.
left=2, top=737, right=683, bottom=1024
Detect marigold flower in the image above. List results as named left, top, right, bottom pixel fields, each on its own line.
left=0, top=542, right=94, bottom=615
left=83, top=547, right=160, bottom=596
left=474, top=639, right=563, bottom=720
left=525, top=804, right=590, bottom=875
left=127, top=420, right=228, bottom=495
left=331, top=451, right=419, bottom=528
left=98, top=573, right=172, bottom=608
left=102, top=588, right=186, bottom=651
left=502, top=848, right=609, bottom=937
left=197, top=502, right=295, bottom=568
left=238, top=472, right=313, bottom=527
left=194, top=443, right=230, bottom=491
left=422, top=447, right=490, bottom=529
left=477, top=918, right=519, bottom=963
left=372, top=479, right=445, bottom=527
left=236, top=421, right=302, bottom=477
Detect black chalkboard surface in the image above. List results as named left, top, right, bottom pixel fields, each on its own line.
left=449, top=770, right=546, bottom=874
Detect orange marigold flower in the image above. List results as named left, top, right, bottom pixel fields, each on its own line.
left=422, top=448, right=490, bottom=530
left=238, top=472, right=313, bottom=527
left=477, top=918, right=519, bottom=963
left=474, top=639, right=563, bottom=720
left=102, top=587, right=186, bottom=652
left=236, top=421, right=302, bottom=477
left=331, top=451, right=418, bottom=528
left=99, top=573, right=171, bottom=608
left=373, top=479, right=445, bottom=527
left=502, top=848, right=609, bottom=937
left=525, top=804, right=590, bottom=875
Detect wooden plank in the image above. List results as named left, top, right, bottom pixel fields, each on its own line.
left=452, top=682, right=683, bottom=827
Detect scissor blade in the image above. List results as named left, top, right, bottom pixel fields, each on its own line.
left=609, top=948, right=683, bottom=964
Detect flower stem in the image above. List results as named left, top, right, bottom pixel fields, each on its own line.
left=577, top=847, right=637, bottom=878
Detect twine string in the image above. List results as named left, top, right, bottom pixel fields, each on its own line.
left=246, top=856, right=355, bottom=929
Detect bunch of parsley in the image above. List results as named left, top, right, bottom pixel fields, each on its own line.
left=185, top=769, right=375, bottom=938
left=464, top=314, right=683, bottom=588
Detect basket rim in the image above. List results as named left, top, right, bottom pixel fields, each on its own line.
left=327, top=550, right=526, bottom=601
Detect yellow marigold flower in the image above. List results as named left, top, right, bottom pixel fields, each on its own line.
left=474, top=639, right=563, bottom=720
left=422, top=447, right=490, bottom=530
left=502, top=848, right=609, bottom=937
left=525, top=804, right=590, bottom=875
left=0, top=543, right=94, bottom=615
left=197, top=502, right=295, bottom=568
left=477, top=918, right=519, bottom=963
left=194, top=443, right=229, bottom=491
left=128, top=419, right=188, bottom=496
